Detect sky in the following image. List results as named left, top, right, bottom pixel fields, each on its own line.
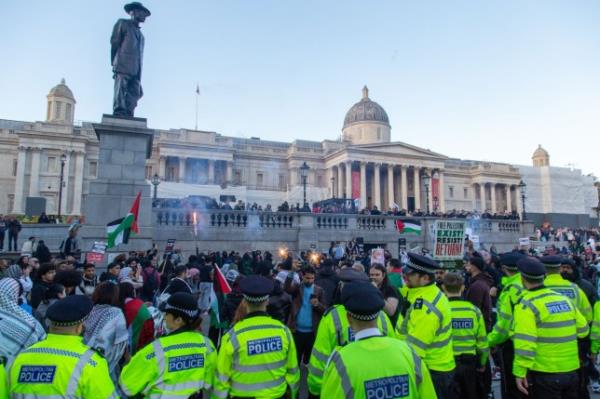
left=1, top=1, right=599, bottom=176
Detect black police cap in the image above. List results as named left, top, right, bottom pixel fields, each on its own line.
left=499, top=252, right=524, bottom=270
left=517, top=257, right=546, bottom=280
left=404, top=252, right=440, bottom=275
left=342, top=281, right=384, bottom=321
left=46, top=295, right=93, bottom=326
left=160, top=292, right=199, bottom=320
left=540, top=255, right=562, bottom=269
left=239, top=275, right=274, bottom=303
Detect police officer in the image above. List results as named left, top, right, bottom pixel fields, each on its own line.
left=442, top=272, right=488, bottom=399
left=321, top=281, right=436, bottom=398
left=213, top=275, right=300, bottom=399
left=487, top=251, right=525, bottom=399
left=119, top=292, right=216, bottom=397
left=8, top=295, right=116, bottom=398
left=512, top=257, right=589, bottom=398
left=396, top=252, right=455, bottom=399
left=541, top=255, right=592, bottom=322
left=307, top=268, right=396, bottom=397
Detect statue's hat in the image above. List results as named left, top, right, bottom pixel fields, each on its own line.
left=124, top=2, right=151, bottom=16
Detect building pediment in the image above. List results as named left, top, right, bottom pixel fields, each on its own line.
left=349, top=141, right=448, bottom=160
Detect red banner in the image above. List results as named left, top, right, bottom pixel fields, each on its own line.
left=351, top=170, right=360, bottom=200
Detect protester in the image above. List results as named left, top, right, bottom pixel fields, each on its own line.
left=34, top=283, right=66, bottom=330
left=118, top=281, right=154, bottom=354
left=369, top=262, right=401, bottom=324
left=140, top=258, right=161, bottom=302
left=84, top=282, right=129, bottom=382
left=464, top=254, right=493, bottom=330
left=78, top=263, right=98, bottom=297
left=99, top=262, right=120, bottom=283
left=30, top=263, right=56, bottom=309
left=7, top=216, right=21, bottom=252
left=20, top=236, right=36, bottom=256
left=0, top=277, right=46, bottom=362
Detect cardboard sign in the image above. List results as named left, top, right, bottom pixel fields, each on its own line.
left=86, top=242, right=107, bottom=263
left=433, top=220, right=466, bottom=261
left=371, top=247, right=385, bottom=265
left=165, top=238, right=176, bottom=255
left=519, top=237, right=530, bottom=247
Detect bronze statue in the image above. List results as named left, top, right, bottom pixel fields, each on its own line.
left=110, top=2, right=151, bottom=117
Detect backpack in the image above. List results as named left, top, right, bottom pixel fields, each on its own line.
left=142, top=268, right=159, bottom=297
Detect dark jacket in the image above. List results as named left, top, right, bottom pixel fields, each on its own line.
left=267, top=280, right=291, bottom=324
left=466, top=272, right=494, bottom=330
left=34, top=243, right=52, bottom=264
left=30, top=280, right=53, bottom=309
left=111, top=19, right=144, bottom=77
left=315, top=267, right=338, bottom=308
left=223, top=288, right=244, bottom=326
left=284, top=279, right=326, bottom=332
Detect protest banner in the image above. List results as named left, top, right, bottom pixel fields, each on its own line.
left=433, top=220, right=466, bottom=261
left=371, top=247, right=385, bottom=265
left=86, top=241, right=107, bottom=263
left=519, top=237, right=530, bottom=247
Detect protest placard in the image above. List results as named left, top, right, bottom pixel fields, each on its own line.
left=433, top=220, right=466, bottom=261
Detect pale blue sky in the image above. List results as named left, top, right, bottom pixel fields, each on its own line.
left=1, top=1, right=599, bottom=176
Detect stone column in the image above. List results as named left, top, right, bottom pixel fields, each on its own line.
left=208, top=159, right=215, bottom=184
left=158, top=156, right=166, bottom=179
left=72, top=152, right=85, bottom=215
left=516, top=185, right=522, bottom=215
left=337, top=165, right=343, bottom=199
left=226, top=161, right=233, bottom=183
left=438, top=170, right=446, bottom=212
left=387, top=164, right=395, bottom=209
left=490, top=183, right=497, bottom=213
left=471, top=185, right=477, bottom=211
left=506, top=184, right=512, bottom=212
left=360, top=162, right=367, bottom=209
left=13, top=147, right=27, bottom=214
left=61, top=153, right=71, bottom=215
left=345, top=161, right=353, bottom=199
left=479, top=183, right=486, bottom=211
left=400, top=165, right=408, bottom=210
left=178, top=157, right=186, bottom=182
left=413, top=167, right=421, bottom=210
left=427, top=170, right=434, bottom=212
left=374, top=163, right=381, bottom=210
left=29, top=148, right=41, bottom=197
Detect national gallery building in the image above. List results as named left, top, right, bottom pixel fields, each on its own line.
left=0, top=80, right=597, bottom=227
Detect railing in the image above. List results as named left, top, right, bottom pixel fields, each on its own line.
left=316, top=215, right=348, bottom=229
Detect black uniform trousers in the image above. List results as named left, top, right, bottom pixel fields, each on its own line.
left=430, top=369, right=455, bottom=399
left=501, top=340, right=524, bottom=399
left=528, top=370, right=579, bottom=399
left=450, top=354, right=480, bottom=399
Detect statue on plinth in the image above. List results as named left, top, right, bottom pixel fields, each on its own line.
left=110, top=2, right=151, bottom=117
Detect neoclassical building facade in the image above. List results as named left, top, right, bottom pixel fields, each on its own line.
left=0, top=81, right=597, bottom=227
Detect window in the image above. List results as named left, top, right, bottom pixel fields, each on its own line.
left=256, top=172, right=264, bottom=186
left=89, top=161, right=98, bottom=178
left=464, top=188, right=468, bottom=199
left=65, top=103, right=72, bottom=121
left=54, top=102, right=62, bottom=120
left=278, top=174, right=286, bottom=189
left=317, top=174, right=323, bottom=187
left=166, top=166, right=176, bottom=182
left=12, top=159, right=17, bottom=176
left=233, top=170, right=242, bottom=185
left=449, top=186, right=454, bottom=198
left=145, top=165, right=152, bottom=180
left=47, top=156, right=57, bottom=172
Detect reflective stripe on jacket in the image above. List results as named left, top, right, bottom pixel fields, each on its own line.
left=449, top=298, right=489, bottom=365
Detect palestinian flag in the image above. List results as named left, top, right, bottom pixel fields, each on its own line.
left=395, top=219, right=422, bottom=235
left=106, top=192, right=141, bottom=248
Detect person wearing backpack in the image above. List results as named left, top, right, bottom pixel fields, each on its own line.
left=141, top=259, right=160, bottom=303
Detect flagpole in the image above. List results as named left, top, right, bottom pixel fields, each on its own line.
left=195, top=83, right=199, bottom=130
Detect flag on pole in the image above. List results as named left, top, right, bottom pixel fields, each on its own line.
left=213, top=265, right=232, bottom=295
left=106, top=192, right=141, bottom=248
left=395, top=219, right=422, bottom=235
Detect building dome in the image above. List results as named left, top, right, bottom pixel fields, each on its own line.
left=46, top=78, right=76, bottom=124
left=532, top=144, right=550, bottom=167
left=343, top=86, right=390, bottom=129
left=48, top=78, right=75, bottom=101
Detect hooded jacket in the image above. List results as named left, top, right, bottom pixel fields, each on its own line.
left=466, top=271, right=494, bottom=330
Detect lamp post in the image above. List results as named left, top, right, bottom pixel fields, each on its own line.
left=300, top=161, right=310, bottom=211
left=151, top=173, right=160, bottom=203
left=518, top=180, right=527, bottom=221
left=422, top=172, right=431, bottom=214
left=57, top=153, right=67, bottom=219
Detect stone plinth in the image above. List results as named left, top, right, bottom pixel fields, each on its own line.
left=81, top=115, right=154, bottom=256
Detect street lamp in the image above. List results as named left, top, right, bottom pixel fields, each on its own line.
left=422, top=172, right=431, bottom=214
left=300, top=161, right=310, bottom=211
left=151, top=173, right=160, bottom=203
left=518, top=179, right=527, bottom=221
left=57, top=153, right=67, bottom=219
